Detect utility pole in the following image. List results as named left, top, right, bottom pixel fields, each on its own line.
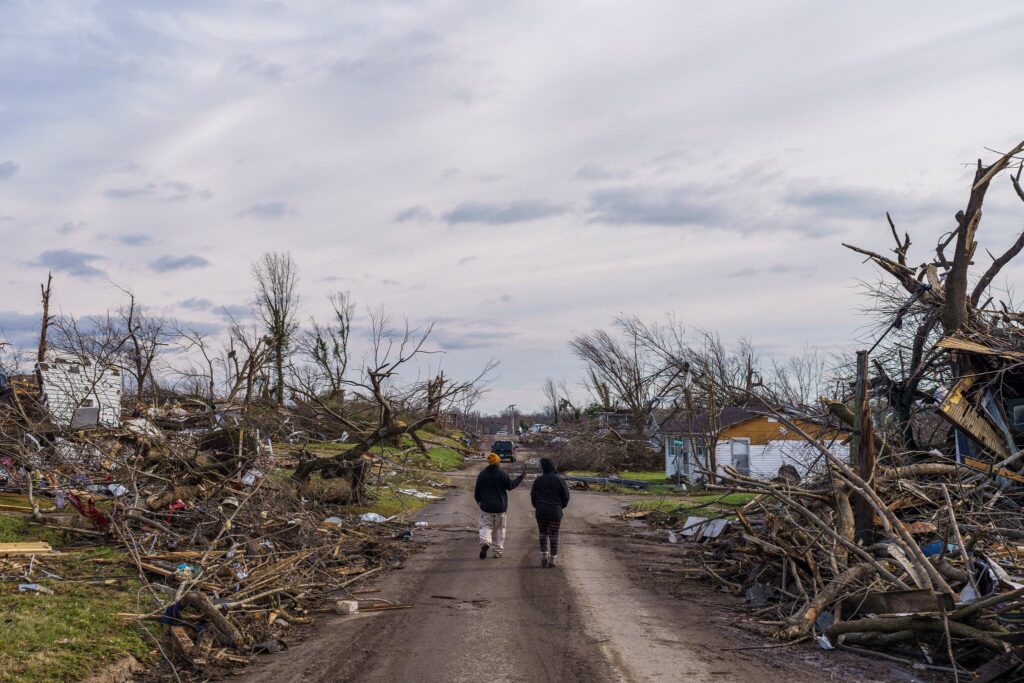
left=509, top=404, right=516, bottom=436
left=851, top=350, right=876, bottom=544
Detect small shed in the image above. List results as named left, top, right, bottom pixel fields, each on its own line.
left=37, top=352, right=122, bottom=429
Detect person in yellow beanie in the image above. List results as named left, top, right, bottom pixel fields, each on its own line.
left=474, top=449, right=526, bottom=559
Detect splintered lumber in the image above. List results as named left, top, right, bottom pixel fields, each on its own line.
left=180, top=592, right=244, bottom=649
left=937, top=376, right=1011, bottom=460
left=169, top=626, right=195, bottom=657
left=0, top=541, right=55, bottom=556
left=962, top=456, right=1024, bottom=485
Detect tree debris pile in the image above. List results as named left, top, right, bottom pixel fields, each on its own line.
left=691, top=448, right=1022, bottom=680
left=674, top=142, right=1024, bottom=681
left=0, top=258, right=491, bottom=679
left=0, top=410, right=454, bottom=677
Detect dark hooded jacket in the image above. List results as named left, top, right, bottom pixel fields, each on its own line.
left=530, top=458, right=570, bottom=521
left=474, top=464, right=526, bottom=514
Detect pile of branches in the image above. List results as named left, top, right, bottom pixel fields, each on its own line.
left=0, top=397, right=444, bottom=678
left=697, top=427, right=1023, bottom=680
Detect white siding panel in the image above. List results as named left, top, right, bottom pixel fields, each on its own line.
left=715, top=439, right=850, bottom=480
left=715, top=441, right=731, bottom=478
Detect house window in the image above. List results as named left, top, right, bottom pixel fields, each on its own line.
left=730, top=438, right=750, bottom=476
left=69, top=365, right=81, bottom=374
left=81, top=398, right=95, bottom=407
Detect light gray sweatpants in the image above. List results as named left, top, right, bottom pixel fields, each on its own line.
left=478, top=512, right=507, bottom=550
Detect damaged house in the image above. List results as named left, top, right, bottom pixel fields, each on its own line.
left=34, top=352, right=122, bottom=430
left=660, top=406, right=849, bottom=481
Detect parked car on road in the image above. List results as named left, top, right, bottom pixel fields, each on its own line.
left=491, top=439, right=517, bottom=462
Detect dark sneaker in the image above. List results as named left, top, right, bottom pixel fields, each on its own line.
left=548, top=555, right=557, bottom=568
left=492, top=550, right=503, bottom=559
left=479, top=543, right=489, bottom=560
left=541, top=554, right=549, bottom=568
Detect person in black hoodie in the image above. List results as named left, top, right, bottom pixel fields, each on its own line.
left=474, top=453, right=526, bottom=559
left=530, top=458, right=570, bottom=567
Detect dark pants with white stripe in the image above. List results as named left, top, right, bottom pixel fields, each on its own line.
left=537, top=517, right=561, bottom=555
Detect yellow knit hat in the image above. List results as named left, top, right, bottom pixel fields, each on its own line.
left=487, top=453, right=501, bottom=464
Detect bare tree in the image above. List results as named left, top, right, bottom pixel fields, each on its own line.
left=542, top=378, right=561, bottom=423
left=841, top=141, right=1024, bottom=450
left=252, top=251, right=300, bottom=404
left=296, top=291, right=354, bottom=403
left=570, top=316, right=688, bottom=440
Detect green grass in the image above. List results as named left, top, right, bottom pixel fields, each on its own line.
left=621, top=471, right=669, bottom=482
left=423, top=446, right=462, bottom=471
left=0, top=522, right=153, bottom=683
left=626, top=493, right=757, bottom=522
left=348, top=486, right=437, bottom=517
left=0, top=514, right=66, bottom=547
left=0, top=493, right=34, bottom=508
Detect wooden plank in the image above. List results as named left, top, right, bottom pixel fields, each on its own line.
left=963, top=456, right=1024, bottom=485
left=937, top=376, right=1011, bottom=459
left=936, top=335, right=1024, bottom=359
left=0, top=541, right=54, bottom=556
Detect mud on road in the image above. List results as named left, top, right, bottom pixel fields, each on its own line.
left=239, top=463, right=929, bottom=683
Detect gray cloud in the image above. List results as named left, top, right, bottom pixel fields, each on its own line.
left=175, top=319, right=225, bottom=337
left=394, top=205, right=433, bottom=222
left=150, top=254, right=211, bottom=272
left=456, top=256, right=478, bottom=266
left=587, top=185, right=722, bottom=227
left=164, top=181, right=213, bottom=202
left=0, top=161, right=19, bottom=181
left=217, top=304, right=252, bottom=321
left=785, top=186, right=893, bottom=220
left=177, top=297, right=214, bottom=310
left=238, top=201, right=297, bottom=219
left=104, top=181, right=212, bottom=202
left=0, top=310, right=42, bottom=347
left=442, top=200, right=568, bottom=225
left=58, top=221, right=85, bottom=235
left=117, top=233, right=152, bottom=246
left=575, top=163, right=631, bottom=181
left=728, top=264, right=810, bottom=278
left=226, top=54, right=285, bottom=82
left=33, top=249, right=107, bottom=278
left=432, top=329, right=515, bottom=350
left=105, top=185, right=155, bottom=199
left=783, top=184, right=944, bottom=224
left=498, top=293, right=512, bottom=303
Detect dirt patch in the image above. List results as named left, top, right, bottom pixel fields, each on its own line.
left=594, top=518, right=942, bottom=682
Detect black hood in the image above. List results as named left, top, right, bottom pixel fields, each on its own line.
left=540, top=458, right=556, bottom=474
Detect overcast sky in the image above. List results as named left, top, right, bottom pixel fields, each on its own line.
left=2, top=1, right=1024, bottom=413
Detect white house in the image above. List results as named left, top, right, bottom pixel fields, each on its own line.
left=37, top=352, right=122, bottom=429
left=661, top=407, right=849, bottom=481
